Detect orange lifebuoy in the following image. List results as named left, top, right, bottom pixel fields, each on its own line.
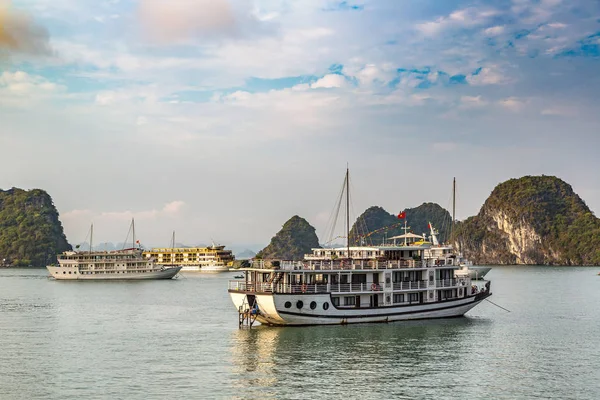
left=371, top=283, right=377, bottom=291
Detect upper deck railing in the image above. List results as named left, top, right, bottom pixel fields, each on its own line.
left=252, top=258, right=460, bottom=269
left=228, top=280, right=432, bottom=294
left=247, top=259, right=431, bottom=271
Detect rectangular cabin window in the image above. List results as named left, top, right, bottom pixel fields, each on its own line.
left=351, top=274, right=367, bottom=284
left=332, top=297, right=340, bottom=306
left=340, top=275, right=349, bottom=284
left=393, top=294, right=404, bottom=303
left=344, top=296, right=356, bottom=306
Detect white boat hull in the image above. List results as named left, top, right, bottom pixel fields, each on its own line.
left=198, top=265, right=229, bottom=273
left=230, top=291, right=490, bottom=326
left=47, top=266, right=182, bottom=280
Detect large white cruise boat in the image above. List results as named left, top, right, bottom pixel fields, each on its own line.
left=47, top=221, right=181, bottom=280
left=229, top=170, right=491, bottom=327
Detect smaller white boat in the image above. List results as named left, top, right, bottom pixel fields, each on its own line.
left=47, top=221, right=181, bottom=280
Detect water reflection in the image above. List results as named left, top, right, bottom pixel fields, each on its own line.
left=229, top=317, right=492, bottom=399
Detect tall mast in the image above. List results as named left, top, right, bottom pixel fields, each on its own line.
left=132, top=218, right=136, bottom=249
left=346, top=167, right=350, bottom=258
left=451, top=177, right=456, bottom=244
left=172, top=231, right=175, bottom=248
left=90, top=223, right=93, bottom=254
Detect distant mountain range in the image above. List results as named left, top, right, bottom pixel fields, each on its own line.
left=6, top=175, right=600, bottom=267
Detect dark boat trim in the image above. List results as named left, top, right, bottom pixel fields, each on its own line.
left=228, top=289, right=491, bottom=310
left=276, top=293, right=491, bottom=319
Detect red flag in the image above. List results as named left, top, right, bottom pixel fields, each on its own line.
left=397, top=211, right=406, bottom=219
left=428, top=223, right=431, bottom=229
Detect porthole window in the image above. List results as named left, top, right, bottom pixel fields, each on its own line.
left=310, top=301, right=317, bottom=310
left=63, top=271, right=66, bottom=274
left=284, top=301, right=292, bottom=309
left=296, top=300, right=304, bottom=309
left=323, top=302, right=329, bottom=310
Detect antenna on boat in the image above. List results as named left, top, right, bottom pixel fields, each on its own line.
left=90, top=223, right=93, bottom=254
left=171, top=231, right=175, bottom=249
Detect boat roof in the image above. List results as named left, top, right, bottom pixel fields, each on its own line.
left=146, top=247, right=230, bottom=252
left=312, top=244, right=430, bottom=251
left=387, top=233, right=425, bottom=240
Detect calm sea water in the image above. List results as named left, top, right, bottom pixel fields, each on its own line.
left=0, top=266, right=599, bottom=400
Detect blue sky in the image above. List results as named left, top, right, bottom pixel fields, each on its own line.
left=1, top=0, right=599, bottom=248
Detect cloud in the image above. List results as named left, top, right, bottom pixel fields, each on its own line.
left=466, top=66, right=507, bottom=86
left=0, top=0, right=51, bottom=56
left=499, top=97, right=526, bottom=111
left=63, top=201, right=187, bottom=225
left=163, top=200, right=186, bottom=214
left=460, top=95, right=487, bottom=108
left=484, top=26, right=505, bottom=36
left=416, top=7, right=498, bottom=36
left=311, top=74, right=347, bottom=89
left=0, top=70, right=66, bottom=107
left=541, top=106, right=577, bottom=116
left=138, top=0, right=237, bottom=43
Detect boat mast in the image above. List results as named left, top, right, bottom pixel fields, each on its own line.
left=90, top=223, right=93, bottom=254
left=172, top=231, right=175, bottom=248
left=451, top=177, right=456, bottom=244
left=346, top=166, right=350, bottom=258
left=132, top=218, right=136, bottom=249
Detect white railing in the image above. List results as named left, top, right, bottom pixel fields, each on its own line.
left=249, top=259, right=425, bottom=271
left=436, top=279, right=458, bottom=288
left=392, top=281, right=428, bottom=290
left=228, top=280, right=430, bottom=294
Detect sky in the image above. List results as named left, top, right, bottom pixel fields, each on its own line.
left=1, top=0, right=599, bottom=249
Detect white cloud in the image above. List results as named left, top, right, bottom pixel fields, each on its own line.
left=499, top=97, right=526, bottom=111
left=63, top=201, right=187, bottom=227
left=484, top=26, right=505, bottom=36
left=467, top=67, right=507, bottom=86
left=311, top=74, right=347, bottom=89
left=163, top=200, right=186, bottom=214
left=416, top=7, right=499, bottom=36
left=0, top=71, right=66, bottom=107
left=546, top=22, right=567, bottom=29
left=541, top=106, right=577, bottom=117
left=460, top=95, right=487, bottom=107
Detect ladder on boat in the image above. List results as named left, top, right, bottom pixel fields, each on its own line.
left=238, top=295, right=259, bottom=328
